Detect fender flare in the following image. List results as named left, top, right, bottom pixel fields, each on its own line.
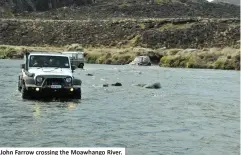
left=23, top=77, right=35, bottom=85
left=73, top=79, right=82, bottom=86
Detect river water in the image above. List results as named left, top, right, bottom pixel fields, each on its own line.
left=0, top=59, right=239, bottom=155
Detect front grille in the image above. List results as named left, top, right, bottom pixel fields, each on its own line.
left=43, top=78, right=66, bottom=86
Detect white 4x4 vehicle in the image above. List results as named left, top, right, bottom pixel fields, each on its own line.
left=18, top=52, right=82, bottom=99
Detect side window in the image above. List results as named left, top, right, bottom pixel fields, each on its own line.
left=78, top=54, right=83, bottom=59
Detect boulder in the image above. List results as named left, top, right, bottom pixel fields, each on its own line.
left=136, top=84, right=146, bottom=87
left=103, top=84, right=109, bottom=87
left=86, top=73, right=94, bottom=76
left=145, top=82, right=161, bottom=89
left=111, top=82, right=122, bottom=86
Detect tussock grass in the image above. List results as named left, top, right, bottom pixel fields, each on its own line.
left=159, top=23, right=194, bottom=31
left=0, top=45, right=66, bottom=59
left=159, top=47, right=240, bottom=70
left=84, top=47, right=136, bottom=64
left=0, top=44, right=239, bottom=70
left=65, top=44, right=83, bottom=51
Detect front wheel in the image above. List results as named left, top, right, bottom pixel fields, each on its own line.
left=78, top=63, right=84, bottom=69
left=73, top=88, right=81, bottom=99
left=21, top=84, right=30, bottom=99
left=18, top=79, right=22, bottom=92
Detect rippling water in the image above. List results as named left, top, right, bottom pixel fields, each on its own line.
left=0, top=59, right=239, bottom=155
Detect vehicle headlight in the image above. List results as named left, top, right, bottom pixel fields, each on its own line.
left=36, top=77, right=43, bottom=83
left=65, top=77, right=72, bottom=83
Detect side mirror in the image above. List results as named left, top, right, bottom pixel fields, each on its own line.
left=71, top=65, right=76, bottom=71
left=21, top=64, right=25, bottom=69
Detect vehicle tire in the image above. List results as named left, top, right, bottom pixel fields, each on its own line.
left=78, top=63, right=84, bottom=69
left=18, top=78, right=22, bottom=92
left=21, top=84, right=30, bottom=99
left=73, top=88, right=81, bottom=99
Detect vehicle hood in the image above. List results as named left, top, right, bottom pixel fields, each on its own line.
left=28, top=68, right=72, bottom=78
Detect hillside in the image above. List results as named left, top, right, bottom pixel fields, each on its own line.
left=0, top=0, right=240, bottom=19
left=0, top=18, right=239, bottom=49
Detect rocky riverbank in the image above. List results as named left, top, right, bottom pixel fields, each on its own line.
left=0, top=45, right=239, bottom=70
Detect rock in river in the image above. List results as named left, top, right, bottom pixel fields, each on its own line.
left=145, top=82, right=161, bottom=89
left=103, top=84, right=109, bottom=87
left=136, top=84, right=146, bottom=87
left=111, top=82, right=122, bottom=86
left=86, top=73, right=94, bottom=76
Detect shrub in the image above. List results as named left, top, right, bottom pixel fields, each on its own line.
left=85, top=53, right=99, bottom=63
left=105, top=53, right=112, bottom=59
left=0, top=45, right=26, bottom=59
left=160, top=56, right=172, bottom=67
left=214, top=59, right=225, bottom=69
left=186, top=55, right=199, bottom=68
left=66, top=44, right=83, bottom=51
left=96, top=56, right=106, bottom=64
left=105, top=59, right=112, bottom=64
left=160, top=55, right=187, bottom=67
left=223, top=60, right=235, bottom=70
left=167, top=49, right=182, bottom=55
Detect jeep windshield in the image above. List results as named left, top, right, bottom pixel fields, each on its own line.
left=29, top=55, right=70, bottom=68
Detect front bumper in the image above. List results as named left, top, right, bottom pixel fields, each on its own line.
left=26, top=86, right=80, bottom=98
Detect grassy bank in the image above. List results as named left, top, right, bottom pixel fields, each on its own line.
left=0, top=45, right=240, bottom=70
left=159, top=48, right=240, bottom=70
